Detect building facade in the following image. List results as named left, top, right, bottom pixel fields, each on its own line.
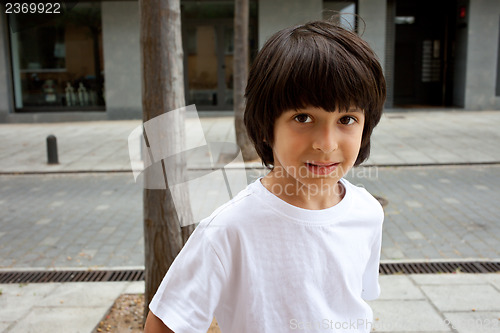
left=0, top=0, right=499, bottom=123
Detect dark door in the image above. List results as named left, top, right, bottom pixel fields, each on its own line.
left=394, top=0, right=456, bottom=106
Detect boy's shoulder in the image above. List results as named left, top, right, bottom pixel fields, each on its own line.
left=342, top=178, right=380, bottom=201
left=342, top=178, right=384, bottom=220
left=200, top=181, right=260, bottom=228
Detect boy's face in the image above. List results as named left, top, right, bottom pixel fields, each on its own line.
left=270, top=106, right=364, bottom=189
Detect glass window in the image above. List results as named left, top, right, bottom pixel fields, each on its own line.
left=8, top=2, right=105, bottom=111
left=182, top=0, right=258, bottom=110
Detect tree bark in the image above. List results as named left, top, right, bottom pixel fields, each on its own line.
left=234, top=0, right=259, bottom=161
left=140, top=0, right=195, bottom=324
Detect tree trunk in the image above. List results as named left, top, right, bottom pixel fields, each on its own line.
left=234, top=0, right=258, bottom=162
left=140, top=0, right=195, bottom=324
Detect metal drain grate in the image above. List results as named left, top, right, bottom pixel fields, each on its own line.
left=379, top=261, right=500, bottom=275
left=0, top=262, right=499, bottom=284
left=0, top=269, right=144, bottom=284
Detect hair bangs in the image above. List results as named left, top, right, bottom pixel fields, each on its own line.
left=267, top=28, right=378, bottom=116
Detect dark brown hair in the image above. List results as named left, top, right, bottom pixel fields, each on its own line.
left=244, top=20, right=386, bottom=168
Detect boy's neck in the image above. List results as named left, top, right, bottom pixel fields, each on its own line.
left=260, top=170, right=345, bottom=210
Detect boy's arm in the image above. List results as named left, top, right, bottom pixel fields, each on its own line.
left=144, top=311, right=175, bottom=333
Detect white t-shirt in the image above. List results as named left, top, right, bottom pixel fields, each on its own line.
left=150, top=178, right=384, bottom=333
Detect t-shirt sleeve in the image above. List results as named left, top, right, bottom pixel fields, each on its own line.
left=361, top=219, right=383, bottom=301
left=149, top=222, right=227, bottom=333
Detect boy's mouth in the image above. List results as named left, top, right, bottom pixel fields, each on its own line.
left=305, top=162, right=339, bottom=176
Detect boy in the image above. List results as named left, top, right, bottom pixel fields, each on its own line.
left=145, top=20, right=386, bottom=333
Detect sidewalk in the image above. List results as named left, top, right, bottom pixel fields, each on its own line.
left=1, top=110, right=500, bottom=173
left=1, top=275, right=499, bottom=332
left=0, top=110, right=499, bottom=332
left=0, top=281, right=143, bottom=332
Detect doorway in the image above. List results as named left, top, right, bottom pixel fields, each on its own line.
left=393, top=0, right=457, bottom=107
left=183, top=22, right=234, bottom=110
left=181, top=0, right=258, bottom=111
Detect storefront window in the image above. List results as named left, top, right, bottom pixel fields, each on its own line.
left=8, top=2, right=104, bottom=111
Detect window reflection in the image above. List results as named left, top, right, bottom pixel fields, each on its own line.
left=9, top=2, right=105, bottom=110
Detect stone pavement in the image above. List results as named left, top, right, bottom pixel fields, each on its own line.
left=1, top=275, right=499, bottom=332
left=1, top=110, right=500, bottom=332
left=0, top=280, right=143, bottom=333
left=367, top=273, right=500, bottom=332
left=0, top=166, right=499, bottom=269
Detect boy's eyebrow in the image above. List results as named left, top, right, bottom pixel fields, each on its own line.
left=290, top=107, right=364, bottom=113
left=346, top=108, right=364, bottom=113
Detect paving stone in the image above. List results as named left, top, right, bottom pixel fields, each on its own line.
left=367, top=300, right=451, bottom=332
left=123, top=281, right=145, bottom=294
left=378, top=275, right=425, bottom=300
left=420, top=284, right=500, bottom=312
left=0, top=322, right=11, bottom=332
left=38, top=282, right=126, bottom=308
left=484, top=274, right=500, bottom=291
left=0, top=283, right=60, bottom=322
left=406, top=231, right=425, bottom=240
left=411, top=273, right=488, bottom=285
left=8, top=306, right=109, bottom=333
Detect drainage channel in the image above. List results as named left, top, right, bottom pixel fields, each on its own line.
left=0, top=269, right=144, bottom=284
left=379, top=261, right=500, bottom=275
left=0, top=262, right=499, bottom=284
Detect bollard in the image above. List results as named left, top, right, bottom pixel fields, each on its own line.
left=46, top=135, right=59, bottom=164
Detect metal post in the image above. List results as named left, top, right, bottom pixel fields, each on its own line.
left=46, top=135, right=59, bottom=164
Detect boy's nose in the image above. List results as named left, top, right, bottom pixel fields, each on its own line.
left=312, top=125, right=339, bottom=153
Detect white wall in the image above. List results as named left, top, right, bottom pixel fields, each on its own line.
left=464, top=0, right=500, bottom=110
left=102, top=1, right=142, bottom=119
left=358, top=0, right=387, bottom=73
left=258, top=0, right=386, bottom=71
left=258, top=0, right=323, bottom=49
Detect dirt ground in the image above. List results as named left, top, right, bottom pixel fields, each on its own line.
left=94, top=294, right=221, bottom=332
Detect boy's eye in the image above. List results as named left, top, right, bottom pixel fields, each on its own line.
left=293, top=114, right=312, bottom=123
left=339, top=116, right=357, bottom=125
